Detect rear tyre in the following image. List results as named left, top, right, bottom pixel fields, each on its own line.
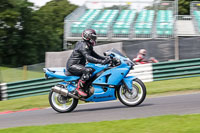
left=117, top=78, right=146, bottom=107
left=49, top=90, right=78, bottom=113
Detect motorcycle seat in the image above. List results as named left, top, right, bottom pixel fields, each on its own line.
left=64, top=70, right=74, bottom=76
left=44, top=67, right=80, bottom=81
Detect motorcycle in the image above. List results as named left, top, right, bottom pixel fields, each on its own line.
left=43, top=48, right=146, bottom=113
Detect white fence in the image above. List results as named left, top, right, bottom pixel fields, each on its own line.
left=128, top=64, right=153, bottom=82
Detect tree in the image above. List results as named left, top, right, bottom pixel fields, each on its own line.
left=178, top=0, right=190, bottom=15
left=0, top=0, right=77, bottom=66
left=0, top=0, right=34, bottom=66
left=177, top=0, right=200, bottom=15
left=28, top=0, right=77, bottom=63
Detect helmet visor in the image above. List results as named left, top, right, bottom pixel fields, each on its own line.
left=90, top=34, right=97, bottom=41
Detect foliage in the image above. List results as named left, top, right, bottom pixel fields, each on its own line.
left=167, top=0, right=200, bottom=15
left=179, top=0, right=191, bottom=15
left=0, top=0, right=33, bottom=66
left=0, top=0, right=77, bottom=66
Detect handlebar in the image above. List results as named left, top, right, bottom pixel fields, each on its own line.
left=108, top=57, right=121, bottom=67
left=104, top=50, right=133, bottom=68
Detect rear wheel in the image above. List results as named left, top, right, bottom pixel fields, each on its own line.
left=117, top=78, right=146, bottom=107
left=49, top=90, right=78, bottom=113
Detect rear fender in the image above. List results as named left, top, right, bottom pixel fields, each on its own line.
left=43, top=68, right=79, bottom=81
left=122, top=76, right=137, bottom=91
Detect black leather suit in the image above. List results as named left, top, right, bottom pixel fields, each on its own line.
left=66, top=41, right=105, bottom=80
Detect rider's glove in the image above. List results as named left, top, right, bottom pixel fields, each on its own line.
left=100, top=58, right=111, bottom=65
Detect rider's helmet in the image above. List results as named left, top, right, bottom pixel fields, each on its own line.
left=82, top=29, right=97, bottom=46
left=139, top=49, right=147, bottom=56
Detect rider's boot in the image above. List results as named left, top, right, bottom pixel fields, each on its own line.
left=75, top=79, right=87, bottom=97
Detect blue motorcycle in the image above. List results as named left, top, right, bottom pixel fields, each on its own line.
left=43, top=49, right=146, bottom=113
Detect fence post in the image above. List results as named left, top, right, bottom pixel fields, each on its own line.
left=0, top=84, right=1, bottom=101
left=175, top=36, right=179, bottom=60
left=0, top=83, right=7, bottom=101
left=23, top=65, right=27, bottom=80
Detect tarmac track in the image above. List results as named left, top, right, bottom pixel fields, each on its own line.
left=0, top=92, right=200, bottom=129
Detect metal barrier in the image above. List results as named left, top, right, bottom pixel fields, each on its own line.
left=128, top=58, right=200, bottom=82
left=153, top=58, right=200, bottom=81
left=0, top=78, right=62, bottom=100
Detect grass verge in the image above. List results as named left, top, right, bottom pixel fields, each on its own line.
left=1, top=114, right=200, bottom=132
left=0, top=67, right=43, bottom=83
left=0, top=95, right=49, bottom=112
left=145, top=76, right=200, bottom=94
left=0, top=76, right=200, bottom=112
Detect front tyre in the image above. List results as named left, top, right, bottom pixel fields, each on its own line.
left=49, top=90, right=78, bottom=113
left=118, top=78, right=146, bottom=107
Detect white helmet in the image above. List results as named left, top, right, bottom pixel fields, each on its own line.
left=139, top=49, right=147, bottom=55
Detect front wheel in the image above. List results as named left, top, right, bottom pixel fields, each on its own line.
left=49, top=90, right=78, bottom=113
left=117, top=78, right=146, bottom=107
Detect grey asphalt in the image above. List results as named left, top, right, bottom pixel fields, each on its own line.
left=1, top=92, right=200, bottom=129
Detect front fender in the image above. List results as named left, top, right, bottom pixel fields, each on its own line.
left=123, top=76, right=137, bottom=90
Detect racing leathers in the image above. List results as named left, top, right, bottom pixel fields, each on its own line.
left=133, top=53, right=148, bottom=65
left=66, top=41, right=108, bottom=96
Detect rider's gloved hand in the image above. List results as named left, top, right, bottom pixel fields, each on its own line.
left=100, top=58, right=111, bottom=65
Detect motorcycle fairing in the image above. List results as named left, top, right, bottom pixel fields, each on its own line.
left=92, top=66, right=130, bottom=85
left=85, top=63, right=108, bottom=76
left=56, top=82, right=117, bottom=102
left=84, top=63, right=130, bottom=102
left=85, top=85, right=116, bottom=102
left=123, top=76, right=137, bottom=91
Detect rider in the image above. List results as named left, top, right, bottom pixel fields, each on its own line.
left=133, top=49, right=148, bottom=64
left=66, top=29, right=110, bottom=97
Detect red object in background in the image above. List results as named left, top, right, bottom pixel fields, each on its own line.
left=133, top=57, right=159, bottom=65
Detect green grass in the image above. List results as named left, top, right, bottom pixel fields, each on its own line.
left=0, top=76, right=200, bottom=112
left=0, top=67, right=44, bottom=83
left=145, top=76, right=200, bottom=94
left=0, top=94, right=49, bottom=112
left=1, top=114, right=200, bottom=133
